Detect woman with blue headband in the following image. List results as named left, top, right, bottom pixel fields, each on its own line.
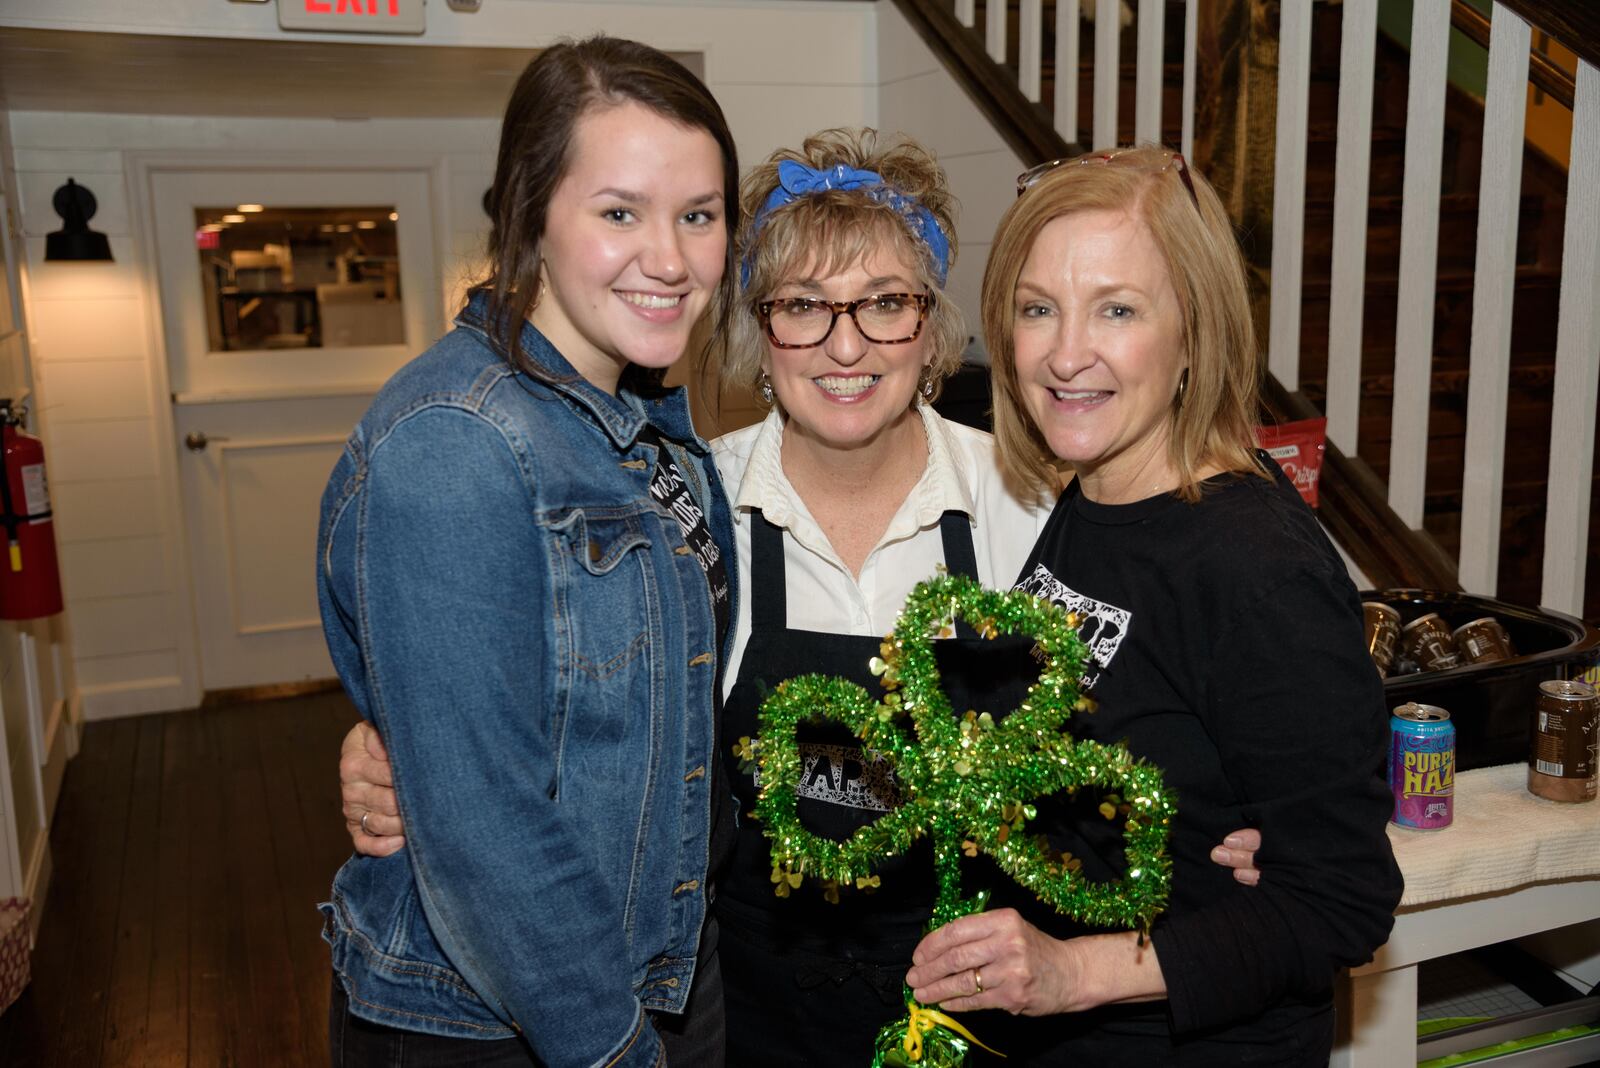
left=708, top=128, right=1053, bottom=1063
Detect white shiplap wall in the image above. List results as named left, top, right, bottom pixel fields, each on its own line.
left=0, top=108, right=75, bottom=911
left=12, top=113, right=501, bottom=718
left=4, top=0, right=878, bottom=718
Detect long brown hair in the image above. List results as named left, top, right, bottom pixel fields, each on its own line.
left=477, top=36, right=740, bottom=380
left=985, top=146, right=1267, bottom=501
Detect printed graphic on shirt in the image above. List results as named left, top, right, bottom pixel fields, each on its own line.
left=753, top=742, right=900, bottom=811
left=1014, top=563, right=1131, bottom=688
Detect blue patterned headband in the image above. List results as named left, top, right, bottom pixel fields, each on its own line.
left=740, top=160, right=952, bottom=290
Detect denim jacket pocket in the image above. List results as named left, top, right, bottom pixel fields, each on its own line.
left=541, top=506, right=662, bottom=797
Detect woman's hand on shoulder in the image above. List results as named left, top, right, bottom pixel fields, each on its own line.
left=341, top=721, right=406, bottom=857
left=1209, top=827, right=1261, bottom=886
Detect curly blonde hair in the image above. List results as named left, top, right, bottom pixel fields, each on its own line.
left=726, top=128, right=965, bottom=401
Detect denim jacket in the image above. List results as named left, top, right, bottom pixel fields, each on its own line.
left=316, top=293, right=736, bottom=1068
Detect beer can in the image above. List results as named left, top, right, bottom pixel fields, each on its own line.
left=1363, top=602, right=1402, bottom=678
left=1453, top=616, right=1516, bottom=665
left=1389, top=703, right=1455, bottom=829
left=1401, top=613, right=1462, bottom=672
left=1529, top=680, right=1598, bottom=803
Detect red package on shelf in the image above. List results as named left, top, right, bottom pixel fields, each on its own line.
left=1256, top=418, right=1327, bottom=508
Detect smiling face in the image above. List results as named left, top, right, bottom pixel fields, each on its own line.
left=532, top=100, right=727, bottom=393
left=762, top=245, right=932, bottom=455
left=1011, top=209, right=1188, bottom=502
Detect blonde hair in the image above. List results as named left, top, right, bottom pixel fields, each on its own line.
left=727, top=129, right=964, bottom=400
left=985, top=146, right=1268, bottom=501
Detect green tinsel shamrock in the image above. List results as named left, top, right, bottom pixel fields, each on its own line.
left=754, top=573, right=1175, bottom=936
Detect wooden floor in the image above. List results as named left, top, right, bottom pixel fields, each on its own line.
left=0, top=692, right=361, bottom=1067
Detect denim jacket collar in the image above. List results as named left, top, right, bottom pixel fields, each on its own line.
left=454, top=290, right=707, bottom=455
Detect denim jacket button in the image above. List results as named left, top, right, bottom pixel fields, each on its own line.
left=688, top=652, right=713, bottom=667
left=588, top=541, right=602, bottom=563
left=683, top=765, right=705, bottom=782
left=672, top=880, right=700, bottom=895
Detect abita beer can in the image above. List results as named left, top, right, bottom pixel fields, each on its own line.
left=1401, top=613, right=1462, bottom=671
left=1529, top=680, right=1598, bottom=803
left=1454, top=616, right=1516, bottom=665
left=1389, top=703, right=1455, bottom=829
left=1363, top=602, right=1401, bottom=678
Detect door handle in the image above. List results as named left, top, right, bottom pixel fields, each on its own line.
left=184, top=432, right=231, bottom=452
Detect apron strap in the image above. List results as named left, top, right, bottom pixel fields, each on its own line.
left=937, top=512, right=978, bottom=583
left=938, top=511, right=980, bottom=640
left=750, top=509, right=788, bottom=631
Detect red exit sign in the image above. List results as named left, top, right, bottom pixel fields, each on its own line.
left=278, top=0, right=425, bottom=34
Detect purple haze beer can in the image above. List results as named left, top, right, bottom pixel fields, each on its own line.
left=1389, top=702, right=1455, bottom=829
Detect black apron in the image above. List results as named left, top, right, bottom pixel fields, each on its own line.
left=718, top=509, right=1038, bottom=1067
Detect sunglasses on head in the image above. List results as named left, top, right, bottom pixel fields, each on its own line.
left=1016, top=149, right=1200, bottom=208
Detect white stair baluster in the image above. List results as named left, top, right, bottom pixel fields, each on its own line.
left=1267, top=0, right=1314, bottom=390
left=1458, top=2, right=1530, bottom=596
left=1541, top=60, right=1600, bottom=615
left=1325, top=0, right=1378, bottom=455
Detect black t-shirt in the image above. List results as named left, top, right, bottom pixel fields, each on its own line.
left=1005, top=458, right=1401, bottom=1060
left=640, top=425, right=736, bottom=884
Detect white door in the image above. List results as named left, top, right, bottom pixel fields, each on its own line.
left=152, top=168, right=441, bottom=691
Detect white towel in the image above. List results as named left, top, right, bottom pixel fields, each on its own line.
left=1389, top=762, right=1599, bottom=907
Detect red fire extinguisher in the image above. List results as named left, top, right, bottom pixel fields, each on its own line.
left=0, top=401, right=64, bottom=620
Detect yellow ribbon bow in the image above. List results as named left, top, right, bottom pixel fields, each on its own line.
left=901, top=1001, right=1006, bottom=1061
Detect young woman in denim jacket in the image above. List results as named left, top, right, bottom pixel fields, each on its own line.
left=316, top=37, right=741, bottom=1068
left=339, top=129, right=1269, bottom=1065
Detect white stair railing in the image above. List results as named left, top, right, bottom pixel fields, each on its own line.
left=943, top=0, right=1596, bottom=612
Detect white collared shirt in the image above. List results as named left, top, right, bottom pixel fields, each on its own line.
left=711, top=405, right=1056, bottom=696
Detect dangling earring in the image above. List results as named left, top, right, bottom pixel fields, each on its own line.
left=1175, top=367, right=1190, bottom=407
left=918, top=368, right=936, bottom=402
left=758, top=372, right=775, bottom=406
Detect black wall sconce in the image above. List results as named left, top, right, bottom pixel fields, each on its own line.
left=45, top=178, right=114, bottom=262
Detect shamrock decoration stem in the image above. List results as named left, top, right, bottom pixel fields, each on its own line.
left=754, top=575, right=1176, bottom=1064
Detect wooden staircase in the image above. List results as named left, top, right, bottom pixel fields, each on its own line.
left=906, top=0, right=1594, bottom=614
left=1281, top=5, right=1579, bottom=614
